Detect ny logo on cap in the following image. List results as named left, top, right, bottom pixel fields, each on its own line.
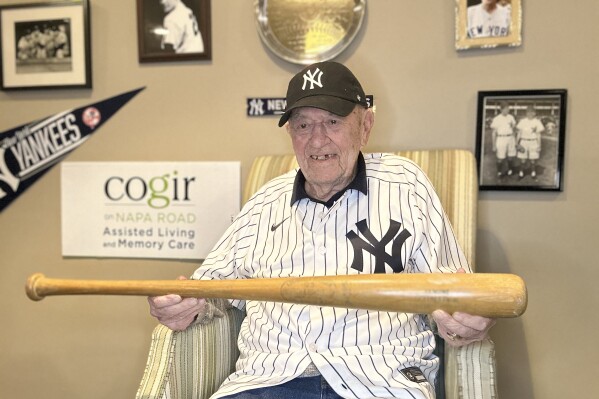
left=302, top=68, right=323, bottom=90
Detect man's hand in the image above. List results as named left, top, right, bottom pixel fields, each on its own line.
left=147, top=276, right=206, bottom=331
left=432, top=268, right=496, bottom=347
left=432, top=309, right=496, bottom=347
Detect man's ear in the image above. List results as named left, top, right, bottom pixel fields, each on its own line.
left=360, top=108, right=374, bottom=147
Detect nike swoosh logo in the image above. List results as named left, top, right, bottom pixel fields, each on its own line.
left=271, top=216, right=290, bottom=232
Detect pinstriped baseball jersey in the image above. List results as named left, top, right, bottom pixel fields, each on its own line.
left=192, top=153, right=470, bottom=399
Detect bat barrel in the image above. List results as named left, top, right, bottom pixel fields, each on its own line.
left=278, top=273, right=527, bottom=318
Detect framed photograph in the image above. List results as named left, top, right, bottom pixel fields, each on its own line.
left=137, top=0, right=211, bottom=63
left=0, top=0, right=91, bottom=90
left=455, top=0, right=522, bottom=50
left=476, top=89, right=567, bottom=191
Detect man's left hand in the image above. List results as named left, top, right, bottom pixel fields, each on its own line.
left=432, top=309, right=496, bottom=347
left=431, top=268, right=496, bottom=347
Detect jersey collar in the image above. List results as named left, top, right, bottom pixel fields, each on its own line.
left=290, top=152, right=368, bottom=208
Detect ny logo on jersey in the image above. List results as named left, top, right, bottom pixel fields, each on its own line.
left=302, top=68, right=323, bottom=90
left=346, top=219, right=412, bottom=274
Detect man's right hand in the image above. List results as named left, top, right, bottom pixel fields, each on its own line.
left=147, top=276, right=206, bottom=331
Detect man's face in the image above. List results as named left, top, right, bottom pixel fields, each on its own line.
left=501, top=106, right=510, bottom=115
left=287, top=106, right=373, bottom=198
left=526, top=109, right=536, bottom=119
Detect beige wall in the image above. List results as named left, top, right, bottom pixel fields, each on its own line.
left=1, top=1, right=597, bottom=398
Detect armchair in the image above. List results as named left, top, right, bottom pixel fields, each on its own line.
left=136, top=149, right=497, bottom=399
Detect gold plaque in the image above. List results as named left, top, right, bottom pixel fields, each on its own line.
left=254, top=0, right=366, bottom=65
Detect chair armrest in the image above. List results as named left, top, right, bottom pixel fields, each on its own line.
left=136, top=324, right=177, bottom=399
left=136, top=308, right=244, bottom=399
left=445, top=339, right=498, bottom=399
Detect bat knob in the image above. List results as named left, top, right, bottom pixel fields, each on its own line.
left=26, top=273, right=45, bottom=301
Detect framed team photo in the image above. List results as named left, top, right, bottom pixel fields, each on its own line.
left=475, top=89, right=568, bottom=191
left=0, top=0, right=92, bottom=90
left=137, top=0, right=211, bottom=63
left=455, top=0, right=522, bottom=50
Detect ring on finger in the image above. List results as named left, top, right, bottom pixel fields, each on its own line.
left=447, top=332, right=461, bottom=341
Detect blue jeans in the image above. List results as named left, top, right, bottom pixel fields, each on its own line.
left=219, top=376, right=344, bottom=399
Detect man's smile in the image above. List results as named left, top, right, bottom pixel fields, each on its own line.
left=310, top=154, right=336, bottom=161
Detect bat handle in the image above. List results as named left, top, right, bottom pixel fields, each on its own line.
left=26, top=273, right=46, bottom=301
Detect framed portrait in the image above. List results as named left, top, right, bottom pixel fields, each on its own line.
left=0, top=0, right=91, bottom=90
left=475, top=89, right=568, bottom=191
left=455, top=0, right=522, bottom=50
left=137, top=0, right=211, bottom=63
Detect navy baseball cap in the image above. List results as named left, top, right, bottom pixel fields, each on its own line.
left=278, top=61, right=368, bottom=127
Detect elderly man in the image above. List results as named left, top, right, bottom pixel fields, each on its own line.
left=148, top=61, right=494, bottom=399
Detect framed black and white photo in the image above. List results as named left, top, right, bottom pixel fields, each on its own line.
left=137, top=0, right=211, bottom=63
left=455, top=0, right=522, bottom=50
left=476, top=90, right=567, bottom=191
left=0, top=0, right=91, bottom=90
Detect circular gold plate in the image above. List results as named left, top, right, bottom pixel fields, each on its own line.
left=255, top=0, right=366, bottom=65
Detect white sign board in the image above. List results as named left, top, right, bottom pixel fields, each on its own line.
left=61, top=162, right=240, bottom=260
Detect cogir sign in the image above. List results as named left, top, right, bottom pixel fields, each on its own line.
left=61, top=162, right=240, bottom=260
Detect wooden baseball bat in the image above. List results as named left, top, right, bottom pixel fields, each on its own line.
left=25, top=272, right=527, bottom=318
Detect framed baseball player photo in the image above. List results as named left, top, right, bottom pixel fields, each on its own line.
left=136, top=0, right=211, bottom=63
left=475, top=89, right=568, bottom=191
left=0, top=0, right=92, bottom=91
left=455, top=0, right=522, bottom=50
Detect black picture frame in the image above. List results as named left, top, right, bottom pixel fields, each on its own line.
left=0, top=0, right=91, bottom=90
left=137, top=0, right=211, bottom=63
left=475, top=89, right=568, bottom=191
